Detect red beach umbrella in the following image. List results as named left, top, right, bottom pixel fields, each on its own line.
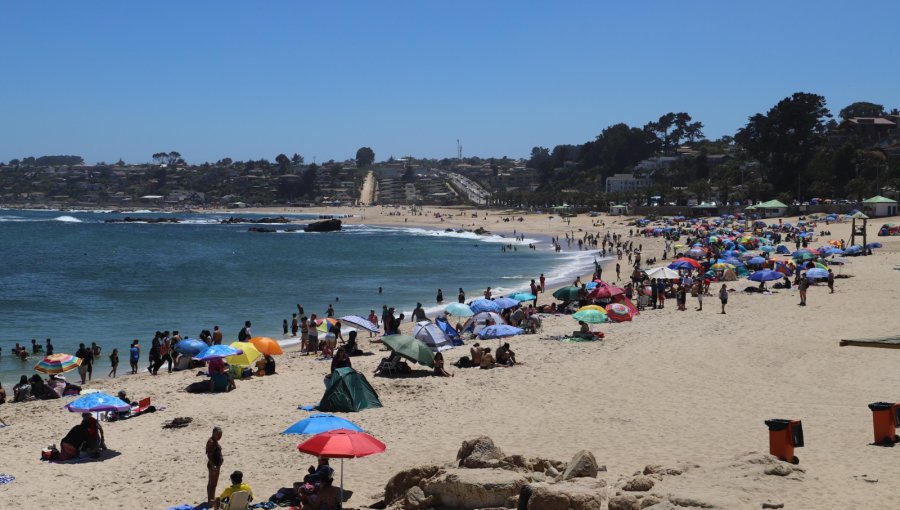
left=605, top=302, right=636, bottom=322
left=588, top=284, right=625, bottom=300
left=297, top=429, right=386, bottom=501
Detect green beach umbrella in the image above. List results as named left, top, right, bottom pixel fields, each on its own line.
left=552, top=286, right=581, bottom=302
left=381, top=334, right=435, bottom=367
left=445, top=303, right=474, bottom=317
left=572, top=309, right=608, bottom=324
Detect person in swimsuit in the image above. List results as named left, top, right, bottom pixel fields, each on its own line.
left=207, top=427, right=224, bottom=507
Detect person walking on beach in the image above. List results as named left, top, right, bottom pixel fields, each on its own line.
left=291, top=313, right=299, bottom=337
left=300, top=316, right=309, bottom=351
left=75, top=343, right=93, bottom=384
left=615, top=263, right=621, bottom=282
left=159, top=334, right=173, bottom=373
left=367, top=310, right=379, bottom=338
left=719, top=284, right=728, bottom=314
left=539, top=273, right=546, bottom=293
left=307, top=314, right=319, bottom=355
left=108, top=349, right=119, bottom=378
left=129, top=340, right=140, bottom=374
left=412, top=303, right=426, bottom=323
left=148, top=336, right=161, bottom=375
left=458, top=288, right=465, bottom=303
left=827, top=269, right=835, bottom=294
left=694, top=281, right=703, bottom=311
left=436, top=289, right=443, bottom=303
left=207, top=427, right=224, bottom=507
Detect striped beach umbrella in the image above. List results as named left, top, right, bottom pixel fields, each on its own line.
left=605, top=303, right=635, bottom=322
left=34, top=353, right=82, bottom=375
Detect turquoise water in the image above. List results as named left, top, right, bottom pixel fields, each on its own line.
left=0, top=209, right=597, bottom=386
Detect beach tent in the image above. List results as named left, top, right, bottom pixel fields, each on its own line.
left=318, top=367, right=382, bottom=413
left=434, top=318, right=464, bottom=346
left=462, top=311, right=506, bottom=334
left=413, top=320, right=455, bottom=353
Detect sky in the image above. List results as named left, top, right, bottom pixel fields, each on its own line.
left=1, top=1, right=898, bottom=165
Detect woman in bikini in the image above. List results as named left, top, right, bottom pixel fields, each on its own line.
left=207, top=427, right=224, bottom=507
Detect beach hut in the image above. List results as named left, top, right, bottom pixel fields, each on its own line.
left=746, top=200, right=788, bottom=218
left=609, top=204, right=629, bottom=216
left=862, top=196, right=898, bottom=218
left=318, top=368, right=382, bottom=413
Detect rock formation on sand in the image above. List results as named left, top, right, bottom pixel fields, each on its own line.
left=381, top=439, right=804, bottom=510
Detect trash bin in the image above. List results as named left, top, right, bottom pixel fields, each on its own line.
left=867, top=402, right=900, bottom=445
left=765, top=419, right=803, bottom=464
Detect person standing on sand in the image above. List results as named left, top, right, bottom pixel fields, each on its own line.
left=129, top=340, right=140, bottom=374
left=291, top=313, right=299, bottom=337
left=326, top=304, right=335, bottom=318
left=484, top=287, right=492, bottom=299
left=458, top=288, right=465, bottom=303
left=108, top=349, right=119, bottom=378
left=827, top=269, right=834, bottom=294
left=75, top=343, right=93, bottom=384
left=207, top=427, right=224, bottom=507
left=212, top=326, right=223, bottom=345
left=307, top=314, right=319, bottom=355
left=367, top=310, right=379, bottom=338
left=719, top=284, right=728, bottom=314
left=799, top=275, right=809, bottom=306
left=615, top=263, right=621, bottom=282
left=539, top=273, right=546, bottom=293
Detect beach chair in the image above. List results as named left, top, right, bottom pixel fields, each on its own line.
left=375, top=357, right=398, bottom=377
left=637, top=294, right=650, bottom=311
left=134, top=397, right=151, bottom=414
left=223, top=490, right=251, bottom=510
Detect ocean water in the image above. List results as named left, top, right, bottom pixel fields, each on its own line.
left=0, top=209, right=598, bottom=386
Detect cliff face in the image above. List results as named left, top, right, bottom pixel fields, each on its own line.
left=304, top=218, right=342, bottom=232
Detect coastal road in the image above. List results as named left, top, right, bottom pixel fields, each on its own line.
left=359, top=170, right=376, bottom=205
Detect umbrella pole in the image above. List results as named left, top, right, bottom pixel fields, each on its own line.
left=340, top=458, right=344, bottom=505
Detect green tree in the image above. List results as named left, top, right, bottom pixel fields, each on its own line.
left=355, top=147, right=375, bottom=168
left=275, top=153, right=290, bottom=175
left=734, top=92, right=831, bottom=199
left=300, top=163, right=318, bottom=197
left=839, top=101, right=885, bottom=121
left=291, top=153, right=304, bottom=165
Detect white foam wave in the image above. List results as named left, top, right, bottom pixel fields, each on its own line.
left=54, top=215, right=82, bottom=223
left=351, top=224, right=540, bottom=244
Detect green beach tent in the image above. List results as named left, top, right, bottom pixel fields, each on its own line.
left=318, top=367, right=383, bottom=413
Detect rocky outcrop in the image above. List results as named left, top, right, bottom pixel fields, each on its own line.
left=527, top=481, right=607, bottom=510
left=221, top=216, right=292, bottom=224
left=562, top=450, right=599, bottom=480
left=608, top=494, right=641, bottom=510
left=383, top=464, right=444, bottom=505
left=423, top=468, right=527, bottom=509
left=304, top=218, right=342, bottom=232
left=457, top=436, right=505, bottom=468
left=622, top=476, right=654, bottom=492
left=105, top=217, right=180, bottom=223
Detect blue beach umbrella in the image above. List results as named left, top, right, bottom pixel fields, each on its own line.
left=748, top=269, right=783, bottom=282
left=445, top=303, right=474, bottom=317
left=194, top=344, right=242, bottom=361
left=478, top=324, right=524, bottom=340
left=806, top=268, right=829, bottom=279
left=493, top=297, right=520, bottom=310
left=668, top=260, right=696, bottom=270
left=283, top=414, right=364, bottom=435
left=469, top=299, right=501, bottom=314
left=65, top=392, right=131, bottom=413
left=509, top=292, right=537, bottom=302
left=747, top=256, right=767, bottom=266
left=867, top=242, right=882, bottom=249
left=775, top=245, right=790, bottom=254
left=174, top=338, right=207, bottom=355
left=760, top=246, right=776, bottom=253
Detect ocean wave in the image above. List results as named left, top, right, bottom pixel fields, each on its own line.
left=351, top=224, right=540, bottom=244
left=54, top=215, right=83, bottom=223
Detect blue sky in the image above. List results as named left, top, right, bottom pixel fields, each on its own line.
left=1, top=1, right=897, bottom=164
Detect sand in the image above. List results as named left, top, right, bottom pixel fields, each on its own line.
left=2, top=206, right=900, bottom=509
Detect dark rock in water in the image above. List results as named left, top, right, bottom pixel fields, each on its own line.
left=248, top=227, right=277, bottom=233
left=473, top=227, right=490, bottom=235
left=105, top=217, right=181, bottom=224
left=221, top=216, right=292, bottom=224
left=445, top=228, right=454, bottom=232
left=304, top=219, right=342, bottom=232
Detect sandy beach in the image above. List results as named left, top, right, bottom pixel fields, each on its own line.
left=2, top=206, right=900, bottom=509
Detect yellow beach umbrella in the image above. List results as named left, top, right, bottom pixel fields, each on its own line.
left=577, top=305, right=607, bottom=314
left=227, top=341, right=261, bottom=367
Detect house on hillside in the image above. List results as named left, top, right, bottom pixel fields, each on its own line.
left=605, top=173, right=653, bottom=194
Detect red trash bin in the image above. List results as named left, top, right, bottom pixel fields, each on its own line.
left=867, top=402, right=900, bottom=445
left=765, top=419, right=803, bottom=464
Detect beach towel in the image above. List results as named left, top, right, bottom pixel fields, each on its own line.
left=166, top=505, right=192, bottom=510
left=560, top=337, right=599, bottom=343
left=0, top=474, right=14, bottom=485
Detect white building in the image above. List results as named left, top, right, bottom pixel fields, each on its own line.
left=605, top=173, right=653, bottom=194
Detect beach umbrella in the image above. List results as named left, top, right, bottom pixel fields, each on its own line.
left=806, top=268, right=829, bottom=279
left=249, top=337, right=283, bottom=356
left=173, top=338, right=208, bottom=356
left=283, top=414, right=363, bottom=435
left=478, top=324, right=524, bottom=340
left=493, top=297, right=520, bottom=310
left=508, top=292, right=537, bottom=302
left=297, top=429, right=386, bottom=505
left=792, top=250, right=816, bottom=262
left=469, top=299, right=501, bottom=314
left=445, top=303, right=474, bottom=317
left=577, top=305, right=606, bottom=313
left=588, top=284, right=625, bottom=300
left=227, top=341, right=261, bottom=367
left=760, top=245, right=776, bottom=253
left=867, top=242, right=883, bottom=249
left=316, top=318, right=340, bottom=333
left=775, top=245, right=790, bottom=254
left=748, top=269, right=783, bottom=282
left=34, top=353, right=82, bottom=375
left=605, top=303, right=635, bottom=322
left=194, top=344, right=242, bottom=361
left=710, top=262, right=735, bottom=271
left=65, top=392, right=131, bottom=413
left=572, top=309, right=608, bottom=324
left=668, top=258, right=701, bottom=270
left=644, top=266, right=679, bottom=280
left=338, top=315, right=380, bottom=333
left=747, top=256, right=767, bottom=266
left=552, top=286, right=581, bottom=302
left=381, top=334, right=434, bottom=367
